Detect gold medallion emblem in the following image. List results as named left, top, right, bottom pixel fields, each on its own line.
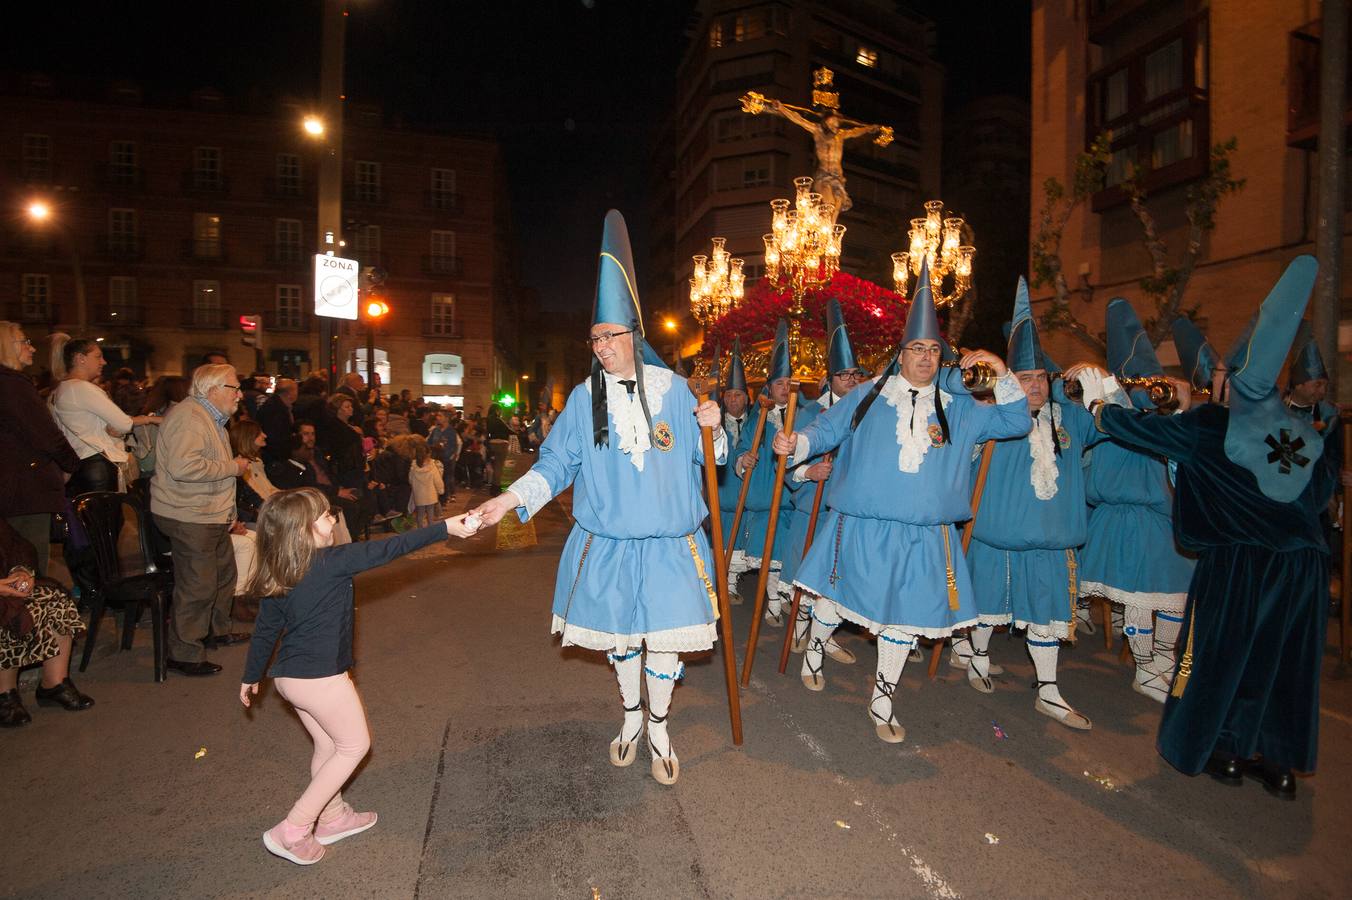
left=654, top=421, right=674, bottom=451
left=927, top=422, right=945, bottom=448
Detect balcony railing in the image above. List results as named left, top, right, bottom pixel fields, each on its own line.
left=94, top=304, right=143, bottom=327
left=424, top=191, right=461, bottom=212
left=421, top=255, right=462, bottom=276
left=181, top=307, right=229, bottom=329
left=422, top=319, right=462, bottom=338
left=4, top=302, right=59, bottom=325
left=182, top=238, right=227, bottom=262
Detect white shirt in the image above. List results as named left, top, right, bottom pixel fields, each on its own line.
left=51, top=379, right=134, bottom=462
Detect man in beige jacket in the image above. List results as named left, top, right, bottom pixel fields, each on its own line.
left=152, top=364, right=249, bottom=676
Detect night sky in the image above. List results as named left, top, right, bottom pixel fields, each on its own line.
left=6, top=0, right=1029, bottom=312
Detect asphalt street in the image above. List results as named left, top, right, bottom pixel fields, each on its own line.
left=6, top=466, right=1352, bottom=899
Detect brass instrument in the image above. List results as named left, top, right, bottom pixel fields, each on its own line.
left=1060, top=376, right=1084, bottom=402
left=1120, top=376, right=1179, bottom=412
left=941, top=357, right=999, bottom=392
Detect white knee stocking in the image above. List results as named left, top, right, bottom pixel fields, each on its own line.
left=608, top=648, right=645, bottom=745
left=1153, top=611, right=1183, bottom=680
left=1123, top=607, right=1156, bottom=678
left=792, top=595, right=814, bottom=647
left=1026, top=625, right=1064, bottom=706
left=869, top=628, right=915, bottom=727
left=969, top=623, right=994, bottom=678
left=643, top=651, right=683, bottom=760
left=800, top=599, right=839, bottom=681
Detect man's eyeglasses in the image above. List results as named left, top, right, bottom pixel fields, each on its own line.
left=585, top=329, right=635, bottom=347
left=902, top=344, right=942, bottom=358
left=221, top=384, right=242, bottom=393
left=12, top=338, right=33, bottom=348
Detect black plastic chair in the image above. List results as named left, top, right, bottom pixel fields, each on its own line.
left=126, top=478, right=173, bottom=574
left=73, top=491, right=173, bottom=682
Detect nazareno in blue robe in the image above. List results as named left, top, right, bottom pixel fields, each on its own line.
left=507, top=367, right=726, bottom=653
left=1097, top=402, right=1335, bottom=774
left=734, top=399, right=796, bottom=566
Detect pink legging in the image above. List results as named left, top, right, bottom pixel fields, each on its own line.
left=273, top=673, right=371, bottom=827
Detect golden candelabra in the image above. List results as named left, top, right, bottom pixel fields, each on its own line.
left=689, top=237, right=746, bottom=327
left=890, top=200, right=975, bottom=309
left=762, top=177, right=845, bottom=378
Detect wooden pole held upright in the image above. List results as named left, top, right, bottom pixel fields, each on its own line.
left=778, top=452, right=832, bottom=674
left=742, top=391, right=799, bottom=685
left=725, top=400, right=771, bottom=561
left=695, top=383, right=743, bottom=745
left=1341, top=419, right=1351, bottom=667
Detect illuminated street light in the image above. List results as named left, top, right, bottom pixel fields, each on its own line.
left=26, top=200, right=51, bottom=222
left=303, top=116, right=325, bottom=137
left=663, top=318, right=678, bottom=332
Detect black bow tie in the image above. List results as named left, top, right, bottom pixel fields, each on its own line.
left=908, top=388, right=919, bottom=432
left=619, top=379, right=636, bottom=396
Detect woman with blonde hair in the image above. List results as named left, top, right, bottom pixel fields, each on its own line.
left=239, top=488, right=477, bottom=864
left=49, top=333, right=160, bottom=493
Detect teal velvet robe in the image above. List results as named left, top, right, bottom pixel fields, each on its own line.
left=1096, top=403, right=1335, bottom=774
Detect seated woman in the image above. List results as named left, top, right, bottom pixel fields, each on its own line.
left=228, top=419, right=282, bottom=601
left=0, top=519, right=93, bottom=727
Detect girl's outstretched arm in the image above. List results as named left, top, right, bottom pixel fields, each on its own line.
left=324, top=519, right=461, bottom=578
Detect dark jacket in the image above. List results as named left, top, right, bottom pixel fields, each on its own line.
left=242, top=523, right=447, bottom=681
left=0, top=365, right=80, bottom=516
left=256, top=395, right=294, bottom=464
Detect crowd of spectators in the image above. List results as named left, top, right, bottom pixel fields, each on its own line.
left=0, top=321, right=556, bottom=725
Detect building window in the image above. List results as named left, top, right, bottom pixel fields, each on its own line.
left=275, top=153, right=301, bottom=196
left=355, top=160, right=381, bottom=202
left=22, top=134, right=51, bottom=182
left=108, top=277, right=138, bottom=322
left=193, top=213, right=222, bottom=258
left=193, top=146, right=223, bottom=189
left=714, top=110, right=780, bottom=143
left=109, top=141, right=137, bottom=185
left=192, top=280, right=221, bottom=326
left=428, top=230, right=457, bottom=273
left=276, top=284, right=303, bottom=329
left=430, top=168, right=457, bottom=209
left=1087, top=14, right=1209, bottom=204
left=275, top=218, right=303, bottom=263
left=856, top=46, right=878, bottom=68
left=709, top=21, right=723, bottom=48
left=714, top=155, right=773, bottom=191
left=430, top=293, right=455, bottom=335
left=353, top=225, right=381, bottom=263
left=108, top=208, right=138, bottom=256
left=21, top=274, right=50, bottom=317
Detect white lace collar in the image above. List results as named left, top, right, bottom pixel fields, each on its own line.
left=879, top=374, right=951, bottom=473
left=585, top=366, right=672, bottom=471
left=1028, top=404, right=1060, bottom=500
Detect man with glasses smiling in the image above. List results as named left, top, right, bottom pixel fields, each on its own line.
left=472, top=212, right=725, bottom=785
left=151, top=363, right=253, bottom=676
left=774, top=264, right=1029, bottom=744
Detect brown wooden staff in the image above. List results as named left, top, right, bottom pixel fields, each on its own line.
left=928, top=439, right=996, bottom=679
left=1342, top=418, right=1351, bottom=668
left=694, top=378, right=743, bottom=745
left=741, top=390, right=799, bottom=686
left=778, top=451, right=833, bottom=674
left=724, top=398, right=772, bottom=560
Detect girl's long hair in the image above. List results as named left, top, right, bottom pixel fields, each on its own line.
left=244, top=487, right=330, bottom=598
left=229, top=418, right=263, bottom=460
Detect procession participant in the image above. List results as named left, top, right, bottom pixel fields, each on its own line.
left=470, top=211, right=726, bottom=786
left=783, top=297, right=863, bottom=665
left=1078, top=299, right=1195, bottom=703
left=733, top=320, right=797, bottom=624
left=956, top=278, right=1102, bottom=729
left=1085, top=256, right=1332, bottom=797
left=773, top=263, right=1029, bottom=742
left=717, top=339, right=753, bottom=596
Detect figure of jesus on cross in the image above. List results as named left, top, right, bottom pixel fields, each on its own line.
left=742, top=68, right=894, bottom=222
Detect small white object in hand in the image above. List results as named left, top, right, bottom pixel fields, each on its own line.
left=464, top=513, right=483, bottom=533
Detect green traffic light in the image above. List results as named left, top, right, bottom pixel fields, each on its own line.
left=496, top=392, right=516, bottom=406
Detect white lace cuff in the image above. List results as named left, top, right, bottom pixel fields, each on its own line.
left=507, top=470, right=553, bottom=522
left=711, top=426, right=727, bottom=464
left=791, top=463, right=811, bottom=483
left=1102, top=375, right=1130, bottom=408
left=994, top=371, right=1025, bottom=405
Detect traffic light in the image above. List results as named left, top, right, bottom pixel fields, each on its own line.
left=364, top=298, right=390, bottom=320
left=239, top=314, right=261, bottom=348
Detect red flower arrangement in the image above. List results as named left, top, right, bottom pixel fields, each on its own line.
left=703, top=271, right=911, bottom=361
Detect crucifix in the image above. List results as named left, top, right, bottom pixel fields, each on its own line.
left=741, top=67, right=894, bottom=222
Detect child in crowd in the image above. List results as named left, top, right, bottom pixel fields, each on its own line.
left=408, top=442, right=444, bottom=528
left=240, top=488, right=476, bottom=865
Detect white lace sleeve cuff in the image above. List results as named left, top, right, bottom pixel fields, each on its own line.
left=507, top=470, right=553, bottom=522
left=711, top=426, right=728, bottom=464
left=994, top=372, right=1025, bottom=405
left=1102, top=375, right=1131, bottom=408
left=791, top=464, right=810, bottom=483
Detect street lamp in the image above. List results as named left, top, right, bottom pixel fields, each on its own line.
left=663, top=317, right=681, bottom=365
left=23, top=197, right=86, bottom=331
left=302, top=116, right=325, bottom=137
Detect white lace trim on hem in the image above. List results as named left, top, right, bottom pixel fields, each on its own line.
left=1014, top=618, right=1071, bottom=639
left=550, top=616, right=717, bottom=652
left=1079, top=581, right=1187, bottom=612
left=793, top=582, right=978, bottom=637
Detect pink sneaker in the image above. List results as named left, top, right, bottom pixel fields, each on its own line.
left=314, top=807, right=378, bottom=845
left=262, top=821, right=326, bottom=865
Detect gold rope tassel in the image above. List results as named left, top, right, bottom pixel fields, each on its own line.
left=1065, top=548, right=1079, bottom=645
left=942, top=525, right=959, bottom=611
left=687, top=535, right=720, bottom=620
left=1170, top=603, right=1195, bottom=698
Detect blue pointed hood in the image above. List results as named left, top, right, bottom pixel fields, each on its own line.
left=1170, top=316, right=1220, bottom=393
left=1223, top=255, right=1322, bottom=502
left=593, top=210, right=642, bottom=331
left=1287, top=319, right=1329, bottom=388
left=825, top=297, right=860, bottom=374
left=1006, top=276, right=1058, bottom=373
left=1105, top=298, right=1164, bottom=379
left=763, top=319, right=791, bottom=392
left=726, top=337, right=748, bottom=394
left=901, top=257, right=955, bottom=363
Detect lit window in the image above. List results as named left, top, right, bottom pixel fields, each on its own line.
left=856, top=47, right=878, bottom=68
left=193, top=213, right=222, bottom=258
left=430, top=293, right=456, bottom=335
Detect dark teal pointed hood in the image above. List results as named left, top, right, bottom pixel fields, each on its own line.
left=1170, top=316, right=1220, bottom=393
left=726, top=337, right=748, bottom=394
left=825, top=297, right=860, bottom=374
left=901, top=257, right=955, bottom=363
left=1105, top=298, right=1164, bottom=379
left=764, top=318, right=791, bottom=390
left=1006, top=276, right=1058, bottom=373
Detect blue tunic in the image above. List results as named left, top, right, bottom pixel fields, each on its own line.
left=508, top=368, right=724, bottom=652
left=1079, top=401, right=1195, bottom=611
left=791, top=374, right=1030, bottom=635
left=735, top=400, right=795, bottom=564
left=716, top=411, right=750, bottom=549
left=967, top=398, right=1098, bottom=631
left=779, top=396, right=830, bottom=588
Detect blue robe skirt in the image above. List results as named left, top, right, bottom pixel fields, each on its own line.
left=967, top=540, right=1078, bottom=635
left=793, top=510, right=978, bottom=636
left=551, top=525, right=719, bottom=653
left=1080, top=503, right=1192, bottom=611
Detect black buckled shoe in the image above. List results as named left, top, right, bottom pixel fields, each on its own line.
left=1203, top=751, right=1246, bottom=785
left=0, top=689, right=32, bottom=727
left=1249, top=760, right=1297, bottom=799
left=34, top=678, right=95, bottom=711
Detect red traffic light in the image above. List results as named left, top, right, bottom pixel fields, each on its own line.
left=239, top=315, right=258, bottom=330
